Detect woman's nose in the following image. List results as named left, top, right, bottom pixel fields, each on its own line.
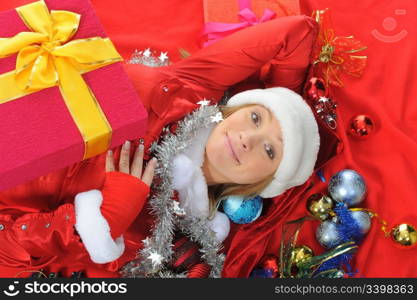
left=239, top=131, right=258, bottom=151
left=238, top=132, right=246, bottom=151
left=240, top=132, right=248, bottom=151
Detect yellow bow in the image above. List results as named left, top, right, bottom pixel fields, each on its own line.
left=0, top=0, right=123, bottom=159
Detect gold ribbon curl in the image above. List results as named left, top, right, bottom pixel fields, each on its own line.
left=312, top=9, right=367, bottom=88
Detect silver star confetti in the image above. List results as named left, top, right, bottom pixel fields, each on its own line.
left=172, top=201, right=186, bottom=217
left=197, top=98, right=211, bottom=106
left=148, top=251, right=163, bottom=267
left=158, top=52, right=168, bottom=62
left=143, top=48, right=151, bottom=57
left=128, top=48, right=170, bottom=67
left=210, top=112, right=223, bottom=123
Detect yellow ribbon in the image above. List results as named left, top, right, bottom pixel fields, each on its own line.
left=0, top=0, right=123, bottom=158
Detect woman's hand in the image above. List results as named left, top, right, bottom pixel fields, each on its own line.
left=74, top=140, right=158, bottom=253
left=105, top=140, right=157, bottom=186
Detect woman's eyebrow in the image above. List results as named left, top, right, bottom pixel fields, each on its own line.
left=264, top=107, right=283, bottom=144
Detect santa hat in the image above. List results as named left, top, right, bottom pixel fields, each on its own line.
left=226, top=87, right=320, bottom=198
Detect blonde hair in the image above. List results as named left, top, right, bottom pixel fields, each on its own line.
left=207, top=103, right=276, bottom=219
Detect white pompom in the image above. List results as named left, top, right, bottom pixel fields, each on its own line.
left=207, top=211, right=231, bottom=242
left=171, top=154, right=195, bottom=190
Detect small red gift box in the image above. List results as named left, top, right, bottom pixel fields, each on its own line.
left=0, top=0, right=147, bottom=191
left=204, top=0, right=300, bottom=23
left=203, top=0, right=300, bottom=47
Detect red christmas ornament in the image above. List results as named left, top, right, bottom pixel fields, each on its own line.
left=305, top=77, right=338, bottom=129
left=305, top=77, right=327, bottom=103
left=348, top=115, right=375, bottom=138
left=259, top=254, right=279, bottom=278
left=314, top=96, right=338, bottom=129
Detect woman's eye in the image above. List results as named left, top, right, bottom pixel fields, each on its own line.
left=251, top=112, right=260, bottom=126
left=265, top=144, right=275, bottom=160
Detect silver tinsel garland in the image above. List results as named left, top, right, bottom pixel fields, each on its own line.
left=120, top=104, right=225, bottom=278
left=128, top=48, right=170, bottom=67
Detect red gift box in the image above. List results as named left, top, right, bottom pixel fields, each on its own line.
left=203, top=0, right=300, bottom=47
left=0, top=0, right=147, bottom=191
left=204, top=0, right=300, bottom=23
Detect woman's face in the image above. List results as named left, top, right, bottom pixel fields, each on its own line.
left=203, top=104, right=283, bottom=185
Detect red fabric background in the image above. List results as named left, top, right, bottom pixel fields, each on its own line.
left=285, top=0, right=417, bottom=277
left=0, top=0, right=205, bottom=61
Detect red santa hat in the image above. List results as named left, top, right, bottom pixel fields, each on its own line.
left=226, top=87, right=320, bottom=198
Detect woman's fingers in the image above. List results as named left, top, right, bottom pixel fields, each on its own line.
left=119, top=141, right=131, bottom=174
left=105, top=141, right=154, bottom=186
left=105, top=150, right=115, bottom=172
left=141, top=158, right=157, bottom=186
left=130, top=143, right=144, bottom=179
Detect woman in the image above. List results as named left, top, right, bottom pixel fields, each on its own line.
left=0, top=15, right=319, bottom=277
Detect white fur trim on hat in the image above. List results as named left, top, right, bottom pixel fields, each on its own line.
left=74, top=190, right=125, bottom=264
left=226, top=87, right=320, bottom=198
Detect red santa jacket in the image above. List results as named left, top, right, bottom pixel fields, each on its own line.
left=0, top=15, right=320, bottom=278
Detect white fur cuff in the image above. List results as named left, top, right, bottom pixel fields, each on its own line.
left=74, top=189, right=125, bottom=264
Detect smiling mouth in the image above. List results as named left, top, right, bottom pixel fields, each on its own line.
left=226, top=133, right=240, bottom=165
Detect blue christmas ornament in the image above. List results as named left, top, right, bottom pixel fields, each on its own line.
left=316, top=220, right=343, bottom=249
left=316, top=204, right=371, bottom=250
left=328, top=169, right=366, bottom=207
left=350, top=210, right=371, bottom=235
left=222, top=195, right=263, bottom=224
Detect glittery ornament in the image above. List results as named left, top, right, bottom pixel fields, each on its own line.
left=350, top=210, right=371, bottom=235
left=391, top=224, right=417, bottom=247
left=305, top=77, right=327, bottom=102
left=314, top=96, right=338, bottom=129
left=328, top=169, right=366, bottom=207
left=258, top=254, right=279, bottom=278
left=316, top=220, right=343, bottom=249
left=290, top=245, right=314, bottom=266
left=348, top=115, right=375, bottom=138
left=222, top=195, right=263, bottom=224
left=307, top=193, right=334, bottom=221
left=304, top=78, right=338, bottom=129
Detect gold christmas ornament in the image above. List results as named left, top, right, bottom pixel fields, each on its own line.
left=290, top=245, right=314, bottom=266
left=318, top=44, right=335, bottom=63
left=306, top=193, right=334, bottom=221
left=391, top=224, right=417, bottom=247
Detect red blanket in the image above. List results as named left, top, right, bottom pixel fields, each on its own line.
left=291, top=0, right=417, bottom=277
